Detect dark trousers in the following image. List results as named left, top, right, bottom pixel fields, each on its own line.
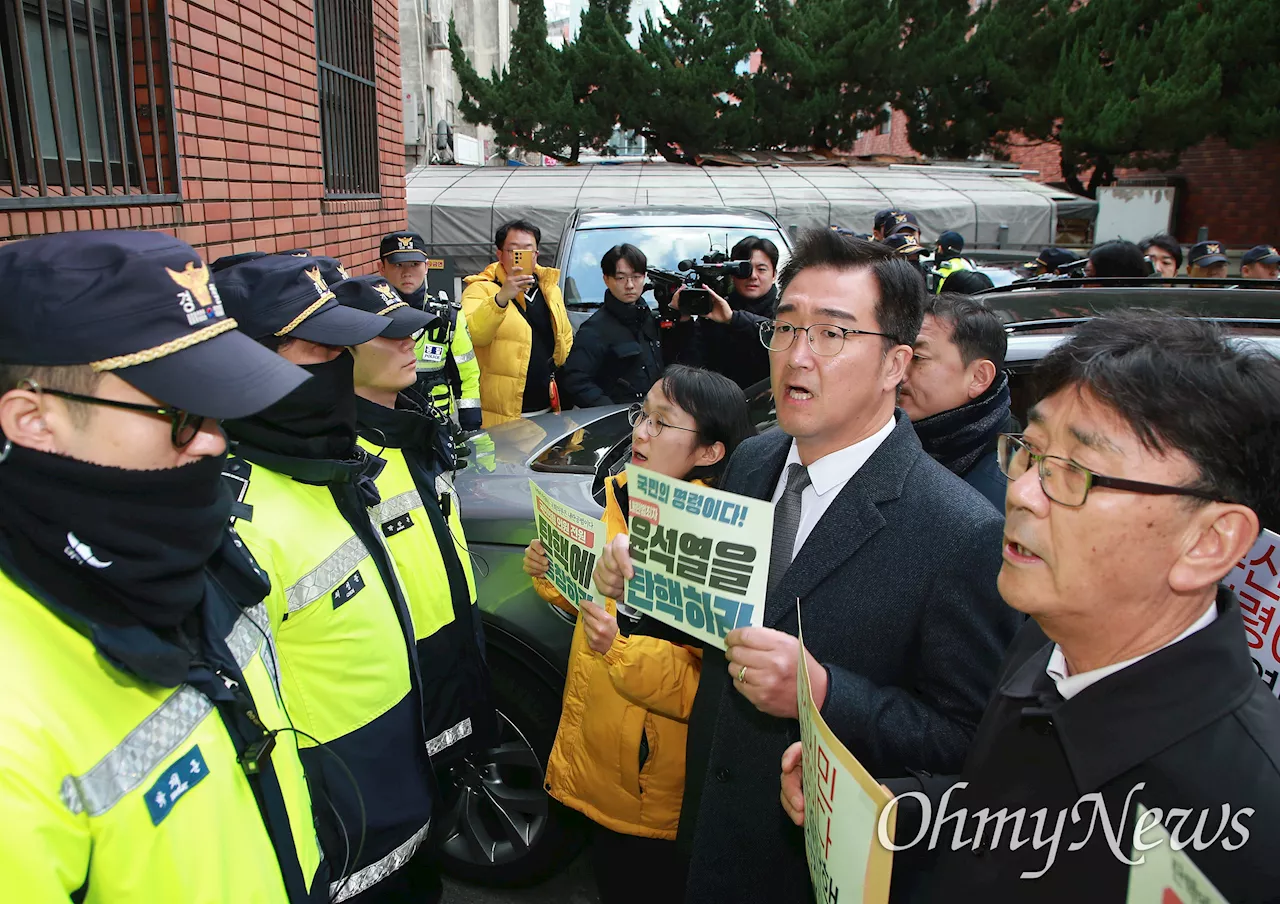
left=589, top=823, right=689, bottom=904
left=341, top=847, right=442, bottom=904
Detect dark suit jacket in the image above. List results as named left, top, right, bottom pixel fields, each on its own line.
left=890, top=588, right=1280, bottom=904
left=680, top=411, right=1021, bottom=903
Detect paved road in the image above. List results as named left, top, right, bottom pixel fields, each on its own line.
left=441, top=853, right=599, bottom=904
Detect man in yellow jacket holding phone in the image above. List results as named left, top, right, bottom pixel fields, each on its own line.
left=461, top=220, right=573, bottom=426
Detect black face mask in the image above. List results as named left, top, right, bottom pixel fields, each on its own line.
left=0, top=442, right=230, bottom=629
left=225, top=352, right=359, bottom=461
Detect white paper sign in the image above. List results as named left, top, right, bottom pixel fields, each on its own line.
left=622, top=464, right=773, bottom=649
left=1125, top=804, right=1229, bottom=904
left=798, top=608, right=895, bottom=904
left=529, top=480, right=607, bottom=610
left=1227, top=527, right=1280, bottom=696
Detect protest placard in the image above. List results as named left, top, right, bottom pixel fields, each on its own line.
left=798, top=609, right=895, bottom=904
left=1125, top=804, right=1229, bottom=904
left=622, top=464, right=772, bottom=649
left=529, top=480, right=607, bottom=610
left=1227, top=527, right=1280, bottom=697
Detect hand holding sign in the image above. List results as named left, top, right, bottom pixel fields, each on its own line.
left=594, top=534, right=633, bottom=601
left=580, top=598, right=620, bottom=654
left=727, top=626, right=828, bottom=719
left=781, top=741, right=806, bottom=827
left=523, top=539, right=550, bottom=578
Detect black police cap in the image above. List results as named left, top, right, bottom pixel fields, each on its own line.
left=885, top=232, right=925, bottom=256
left=380, top=231, right=429, bottom=264
left=1189, top=241, right=1228, bottom=267
left=209, top=250, right=268, bottom=273
left=1242, top=245, right=1280, bottom=266
left=0, top=230, right=308, bottom=419
left=331, top=275, right=441, bottom=340
left=213, top=254, right=387, bottom=347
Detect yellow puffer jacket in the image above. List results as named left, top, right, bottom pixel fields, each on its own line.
left=461, top=262, right=573, bottom=427
left=538, top=473, right=703, bottom=840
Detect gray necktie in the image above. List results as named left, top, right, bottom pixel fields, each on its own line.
left=768, top=463, right=812, bottom=594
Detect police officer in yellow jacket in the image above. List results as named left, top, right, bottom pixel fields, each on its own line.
left=333, top=274, right=497, bottom=764
left=213, top=255, right=441, bottom=904
left=378, top=232, right=483, bottom=433
left=0, top=231, right=327, bottom=903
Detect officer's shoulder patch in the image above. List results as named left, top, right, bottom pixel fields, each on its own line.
left=221, top=457, right=255, bottom=523
left=145, top=745, right=209, bottom=826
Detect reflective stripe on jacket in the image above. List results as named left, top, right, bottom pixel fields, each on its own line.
left=539, top=473, right=703, bottom=839
left=359, top=439, right=496, bottom=761
left=461, top=262, right=573, bottom=427
left=0, top=558, right=325, bottom=904
left=225, top=461, right=435, bottom=900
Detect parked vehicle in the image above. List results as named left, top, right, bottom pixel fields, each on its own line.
left=433, top=276, right=1280, bottom=887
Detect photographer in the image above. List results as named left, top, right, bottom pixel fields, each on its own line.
left=559, top=244, right=664, bottom=408
left=667, top=236, right=781, bottom=390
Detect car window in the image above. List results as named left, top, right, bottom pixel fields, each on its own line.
left=531, top=410, right=633, bottom=475
left=561, top=226, right=790, bottom=307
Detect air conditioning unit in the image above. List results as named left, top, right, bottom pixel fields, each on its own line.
left=427, top=20, right=448, bottom=50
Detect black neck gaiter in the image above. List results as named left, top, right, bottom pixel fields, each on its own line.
left=401, top=282, right=428, bottom=309
left=912, top=373, right=1013, bottom=477
left=0, top=444, right=230, bottom=628
left=728, top=284, right=778, bottom=318
left=225, top=353, right=359, bottom=461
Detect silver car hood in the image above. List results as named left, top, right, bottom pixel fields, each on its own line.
left=452, top=406, right=627, bottom=547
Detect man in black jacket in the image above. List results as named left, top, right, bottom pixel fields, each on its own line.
left=668, top=235, right=781, bottom=390
left=782, top=311, right=1280, bottom=903
left=900, top=293, right=1016, bottom=510
left=559, top=244, right=664, bottom=408
left=595, top=230, right=1020, bottom=902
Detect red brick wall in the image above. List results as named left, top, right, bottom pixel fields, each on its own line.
left=1004, top=136, right=1280, bottom=247
left=848, top=110, right=921, bottom=159
left=0, top=0, right=406, bottom=275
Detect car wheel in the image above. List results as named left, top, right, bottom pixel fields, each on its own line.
left=433, top=652, right=585, bottom=886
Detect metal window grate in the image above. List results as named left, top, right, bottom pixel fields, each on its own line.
left=316, top=0, right=379, bottom=198
left=0, top=0, right=179, bottom=210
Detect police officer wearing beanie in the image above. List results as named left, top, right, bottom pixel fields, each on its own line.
left=378, top=231, right=483, bottom=433
left=333, top=274, right=498, bottom=767
left=213, top=256, right=442, bottom=904
left=0, top=231, right=328, bottom=902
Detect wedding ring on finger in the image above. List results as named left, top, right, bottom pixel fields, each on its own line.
left=738, top=665, right=748, bottom=684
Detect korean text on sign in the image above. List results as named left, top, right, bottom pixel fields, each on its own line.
left=529, top=480, right=607, bottom=610
left=1228, top=528, right=1280, bottom=696
left=797, top=609, right=895, bottom=904
left=623, top=465, right=774, bottom=649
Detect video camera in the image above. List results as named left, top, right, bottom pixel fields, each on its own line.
left=646, top=252, right=752, bottom=323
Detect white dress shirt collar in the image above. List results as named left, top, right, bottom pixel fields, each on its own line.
left=1045, top=602, right=1218, bottom=701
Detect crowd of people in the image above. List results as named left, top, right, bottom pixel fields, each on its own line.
left=3, top=216, right=1280, bottom=904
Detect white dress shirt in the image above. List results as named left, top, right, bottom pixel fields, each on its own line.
left=1045, top=602, right=1218, bottom=700
left=771, top=415, right=896, bottom=564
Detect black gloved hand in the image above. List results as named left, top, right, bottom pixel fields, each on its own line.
left=458, top=407, right=482, bottom=432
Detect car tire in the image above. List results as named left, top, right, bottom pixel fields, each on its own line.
left=432, top=649, right=586, bottom=887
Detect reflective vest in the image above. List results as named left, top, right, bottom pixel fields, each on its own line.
left=0, top=547, right=325, bottom=904
left=223, top=458, right=435, bottom=902
left=415, top=303, right=481, bottom=419
left=935, top=256, right=976, bottom=293
left=358, top=437, right=495, bottom=761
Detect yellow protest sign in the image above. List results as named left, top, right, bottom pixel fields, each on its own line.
left=798, top=609, right=896, bottom=904
left=1125, top=804, right=1229, bottom=904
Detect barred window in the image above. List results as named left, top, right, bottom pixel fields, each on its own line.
left=0, top=0, right=178, bottom=209
left=317, top=0, right=379, bottom=198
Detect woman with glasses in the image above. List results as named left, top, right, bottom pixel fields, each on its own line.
left=558, top=244, right=667, bottom=410
left=522, top=365, right=754, bottom=903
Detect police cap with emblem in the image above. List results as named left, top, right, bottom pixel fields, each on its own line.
left=380, top=231, right=429, bottom=265
left=331, top=275, right=440, bottom=339
left=885, top=232, right=926, bottom=257
left=1025, top=247, right=1080, bottom=272
left=0, top=230, right=309, bottom=419
left=1189, top=241, right=1228, bottom=267
left=214, top=254, right=387, bottom=347
left=1241, top=245, right=1280, bottom=266
left=886, top=212, right=921, bottom=237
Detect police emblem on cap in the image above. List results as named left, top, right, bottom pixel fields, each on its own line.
left=398, top=236, right=414, bottom=251
left=304, top=266, right=329, bottom=296
left=374, top=282, right=399, bottom=304
left=336, top=263, right=351, bottom=280
left=1208, top=243, right=1220, bottom=254
left=291, top=251, right=308, bottom=257
left=894, top=213, right=907, bottom=224
left=166, top=261, right=226, bottom=327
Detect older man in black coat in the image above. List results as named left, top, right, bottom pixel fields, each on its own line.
left=595, top=231, right=1020, bottom=902
left=783, top=312, right=1280, bottom=903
